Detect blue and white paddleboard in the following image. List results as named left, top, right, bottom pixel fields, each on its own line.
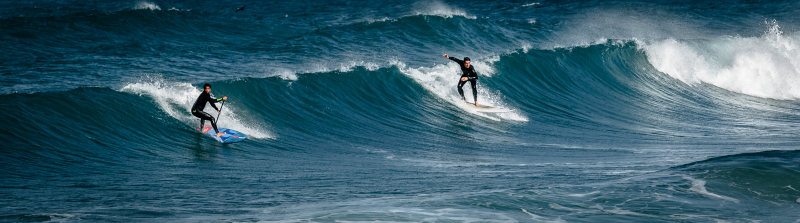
left=198, top=126, right=247, bottom=144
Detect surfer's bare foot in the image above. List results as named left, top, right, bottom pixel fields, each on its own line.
left=475, top=102, right=479, bottom=107
left=216, top=132, right=225, bottom=137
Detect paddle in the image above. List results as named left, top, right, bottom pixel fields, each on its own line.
left=216, top=100, right=225, bottom=124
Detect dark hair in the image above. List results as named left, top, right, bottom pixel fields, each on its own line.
left=203, top=83, right=211, bottom=88
left=464, top=57, right=470, bottom=61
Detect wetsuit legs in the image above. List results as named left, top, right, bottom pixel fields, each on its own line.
left=192, top=111, right=219, bottom=134
left=469, top=79, right=477, bottom=103
left=457, top=79, right=478, bottom=102
left=457, top=80, right=467, bottom=101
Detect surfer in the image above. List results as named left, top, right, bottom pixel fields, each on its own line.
left=443, top=53, right=479, bottom=106
left=191, top=83, right=228, bottom=137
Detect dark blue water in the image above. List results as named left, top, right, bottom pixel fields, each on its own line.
left=2, top=0, right=800, bottom=222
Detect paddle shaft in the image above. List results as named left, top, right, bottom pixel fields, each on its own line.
left=216, top=100, right=225, bottom=124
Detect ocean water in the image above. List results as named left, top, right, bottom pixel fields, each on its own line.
left=2, top=0, right=800, bottom=222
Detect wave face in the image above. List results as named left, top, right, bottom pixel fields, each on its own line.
left=2, top=0, right=800, bottom=222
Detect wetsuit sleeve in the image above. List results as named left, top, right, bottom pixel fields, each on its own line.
left=208, top=95, right=220, bottom=111
left=448, top=56, right=463, bottom=65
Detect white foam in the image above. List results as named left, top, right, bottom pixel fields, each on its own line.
left=133, top=1, right=161, bottom=11
left=296, top=61, right=383, bottom=76
left=120, top=78, right=272, bottom=139
left=589, top=205, right=658, bottom=218
left=272, top=68, right=299, bottom=81
left=643, top=21, right=800, bottom=99
left=412, top=1, right=476, bottom=19
left=682, top=176, right=739, bottom=203
left=242, top=60, right=382, bottom=81
left=338, top=61, right=382, bottom=72
left=349, top=1, right=475, bottom=27
left=167, top=7, right=190, bottom=12
left=605, top=208, right=657, bottom=217
left=566, top=191, right=600, bottom=198
left=520, top=42, right=533, bottom=53
left=521, top=208, right=566, bottom=223
left=259, top=203, right=518, bottom=222
left=364, top=17, right=393, bottom=24
left=392, top=59, right=527, bottom=122
left=548, top=203, right=582, bottom=212
left=522, top=2, right=541, bottom=7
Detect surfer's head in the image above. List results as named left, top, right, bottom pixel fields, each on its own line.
left=464, top=57, right=470, bottom=67
left=203, top=83, right=211, bottom=93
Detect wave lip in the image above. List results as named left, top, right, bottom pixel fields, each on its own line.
left=133, top=1, right=161, bottom=11
left=412, top=1, right=476, bottom=19
left=642, top=21, right=800, bottom=100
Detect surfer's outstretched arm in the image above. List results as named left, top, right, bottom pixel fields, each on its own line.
left=443, top=53, right=463, bottom=64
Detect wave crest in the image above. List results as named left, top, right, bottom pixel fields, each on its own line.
left=642, top=21, right=800, bottom=99
left=133, top=1, right=161, bottom=11
left=412, top=1, right=476, bottom=19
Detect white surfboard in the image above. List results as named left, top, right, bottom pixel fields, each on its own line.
left=464, top=101, right=512, bottom=113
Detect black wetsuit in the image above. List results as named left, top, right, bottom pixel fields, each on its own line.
left=448, top=56, right=478, bottom=103
left=191, top=92, right=223, bottom=134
